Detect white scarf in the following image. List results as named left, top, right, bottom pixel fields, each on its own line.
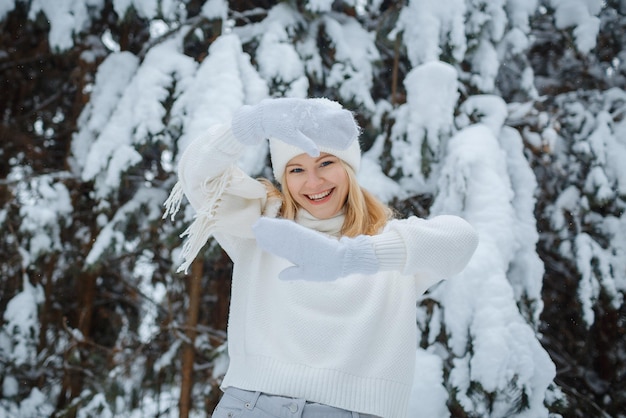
left=295, top=208, right=345, bottom=237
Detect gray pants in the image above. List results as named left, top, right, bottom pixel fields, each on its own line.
left=212, top=387, right=380, bottom=418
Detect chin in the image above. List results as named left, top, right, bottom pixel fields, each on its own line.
left=308, top=207, right=339, bottom=219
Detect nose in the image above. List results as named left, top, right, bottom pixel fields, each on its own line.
left=305, top=170, right=323, bottom=188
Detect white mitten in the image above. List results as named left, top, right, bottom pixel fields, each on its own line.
left=252, top=217, right=379, bottom=281
left=231, top=98, right=358, bottom=156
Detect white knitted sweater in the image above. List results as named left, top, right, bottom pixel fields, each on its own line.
left=167, top=124, right=478, bottom=418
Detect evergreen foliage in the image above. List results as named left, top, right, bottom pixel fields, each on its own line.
left=0, top=0, right=624, bottom=417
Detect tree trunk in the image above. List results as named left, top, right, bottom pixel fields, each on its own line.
left=180, top=258, right=203, bottom=418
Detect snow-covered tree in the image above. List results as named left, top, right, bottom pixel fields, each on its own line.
left=1, top=0, right=624, bottom=417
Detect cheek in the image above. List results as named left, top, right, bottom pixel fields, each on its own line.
left=334, top=169, right=349, bottom=189
left=285, top=176, right=301, bottom=198
left=338, top=172, right=350, bottom=200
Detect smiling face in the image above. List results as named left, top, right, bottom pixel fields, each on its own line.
left=284, top=152, right=349, bottom=220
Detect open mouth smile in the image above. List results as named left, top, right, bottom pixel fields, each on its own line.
left=306, top=188, right=334, bottom=202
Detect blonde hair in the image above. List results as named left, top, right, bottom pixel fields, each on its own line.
left=258, top=161, right=394, bottom=237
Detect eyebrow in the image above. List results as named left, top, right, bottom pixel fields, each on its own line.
left=286, top=154, right=336, bottom=168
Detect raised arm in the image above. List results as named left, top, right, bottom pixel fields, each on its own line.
left=164, top=97, right=365, bottom=273
left=252, top=215, right=478, bottom=292
left=176, top=123, right=246, bottom=210
left=374, top=215, right=478, bottom=292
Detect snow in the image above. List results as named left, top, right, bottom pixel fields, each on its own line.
left=0, top=277, right=44, bottom=368
left=406, top=62, right=458, bottom=151
left=574, top=229, right=625, bottom=325
left=7, top=0, right=623, bottom=416
left=201, top=0, right=228, bottom=20
left=506, top=0, right=539, bottom=33
left=471, top=40, right=500, bottom=92
left=256, top=21, right=307, bottom=89
left=388, top=61, right=458, bottom=195
left=212, top=343, right=230, bottom=380
left=306, top=0, right=334, bottom=13
left=86, top=188, right=167, bottom=265
left=27, top=0, right=104, bottom=51
left=322, top=14, right=379, bottom=110
left=76, top=34, right=197, bottom=199
left=544, top=92, right=626, bottom=328
left=17, top=388, right=54, bottom=418
left=2, top=375, right=18, bottom=398
left=594, top=111, right=626, bottom=195
left=170, top=33, right=269, bottom=174
left=134, top=250, right=166, bottom=343
left=113, top=0, right=158, bottom=20
left=0, top=0, right=15, bottom=22
left=71, top=51, right=140, bottom=174
left=550, top=0, right=602, bottom=53
left=408, top=349, right=450, bottom=418
left=603, top=216, right=626, bottom=294
left=394, top=0, right=467, bottom=66
left=499, top=27, right=530, bottom=57
left=358, top=156, right=402, bottom=203
left=426, top=122, right=554, bottom=416
left=16, top=175, right=73, bottom=259
left=456, top=95, right=545, bottom=324
left=77, top=393, right=114, bottom=418
left=499, top=126, right=545, bottom=324
left=433, top=124, right=516, bottom=346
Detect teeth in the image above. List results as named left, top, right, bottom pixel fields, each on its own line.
left=307, top=190, right=332, bottom=200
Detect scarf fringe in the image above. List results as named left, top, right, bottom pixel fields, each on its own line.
left=164, top=167, right=234, bottom=273
left=176, top=215, right=217, bottom=273
left=163, top=181, right=184, bottom=221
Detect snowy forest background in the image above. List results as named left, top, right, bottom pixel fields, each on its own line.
left=1, top=0, right=625, bottom=417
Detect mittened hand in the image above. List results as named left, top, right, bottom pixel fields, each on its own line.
left=231, top=98, right=359, bottom=156
left=252, top=217, right=379, bottom=281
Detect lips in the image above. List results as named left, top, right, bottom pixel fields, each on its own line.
left=306, top=188, right=333, bottom=201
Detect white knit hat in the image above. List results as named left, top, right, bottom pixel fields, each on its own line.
left=270, top=138, right=361, bottom=183
left=232, top=96, right=362, bottom=183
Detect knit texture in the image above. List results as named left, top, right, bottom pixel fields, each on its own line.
left=252, top=217, right=378, bottom=281
left=230, top=97, right=361, bottom=183
left=168, top=124, right=479, bottom=418
left=370, top=230, right=407, bottom=271
left=163, top=123, right=262, bottom=272
left=231, top=97, right=359, bottom=151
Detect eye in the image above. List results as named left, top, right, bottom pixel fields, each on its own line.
left=289, top=167, right=304, bottom=174
left=320, top=160, right=334, bottom=167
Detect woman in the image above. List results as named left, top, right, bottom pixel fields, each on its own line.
left=164, top=98, right=478, bottom=418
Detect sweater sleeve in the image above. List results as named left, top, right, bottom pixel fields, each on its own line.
left=164, top=123, right=268, bottom=272
left=177, top=123, right=246, bottom=210
left=371, top=215, right=478, bottom=293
